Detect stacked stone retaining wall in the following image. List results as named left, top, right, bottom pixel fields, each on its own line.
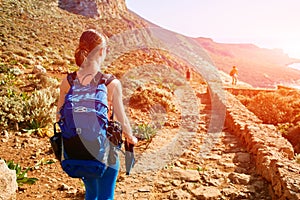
left=221, top=91, right=300, bottom=199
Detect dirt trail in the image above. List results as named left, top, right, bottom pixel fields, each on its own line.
left=114, top=82, right=272, bottom=199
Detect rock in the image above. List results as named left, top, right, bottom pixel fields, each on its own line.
left=137, top=186, right=151, bottom=192
left=285, top=125, right=300, bottom=154
left=161, top=186, right=172, bottom=193
left=181, top=182, right=196, bottom=192
left=217, top=158, right=236, bottom=169
left=0, top=130, right=9, bottom=139
left=32, top=65, right=46, bottom=74
left=58, top=0, right=128, bottom=19
left=0, top=160, right=18, bottom=200
left=169, top=189, right=191, bottom=199
left=174, top=161, right=184, bottom=168
left=234, top=152, right=251, bottom=163
left=224, top=91, right=300, bottom=199
left=228, top=172, right=251, bottom=185
left=155, top=180, right=170, bottom=188
left=170, top=168, right=200, bottom=182
left=1, top=139, right=8, bottom=143
left=58, top=183, right=71, bottom=191
left=191, top=186, right=222, bottom=199
left=201, top=169, right=228, bottom=187
left=204, top=154, right=222, bottom=160
left=222, top=187, right=239, bottom=197
left=10, top=67, right=23, bottom=75
left=171, top=180, right=182, bottom=187
left=66, top=188, right=78, bottom=195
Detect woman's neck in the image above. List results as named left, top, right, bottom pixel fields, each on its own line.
left=79, top=60, right=101, bottom=73
left=77, top=63, right=101, bottom=85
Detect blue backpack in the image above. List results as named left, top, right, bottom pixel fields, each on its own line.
left=58, top=72, right=116, bottom=178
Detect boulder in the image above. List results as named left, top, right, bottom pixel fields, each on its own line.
left=0, top=160, right=18, bottom=200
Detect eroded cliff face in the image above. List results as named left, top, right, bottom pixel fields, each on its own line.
left=58, top=0, right=128, bottom=18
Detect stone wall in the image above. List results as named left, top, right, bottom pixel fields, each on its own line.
left=221, top=91, right=300, bottom=199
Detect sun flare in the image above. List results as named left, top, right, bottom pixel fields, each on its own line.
left=282, top=41, right=300, bottom=59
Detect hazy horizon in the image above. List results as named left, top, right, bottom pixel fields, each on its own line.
left=126, top=0, right=300, bottom=59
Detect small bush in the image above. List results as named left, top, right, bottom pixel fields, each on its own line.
left=5, top=160, right=38, bottom=186
left=0, top=86, right=59, bottom=132
left=0, top=63, right=10, bottom=73
left=129, top=86, right=177, bottom=113
left=0, top=88, right=26, bottom=129
left=132, top=123, right=157, bottom=141
left=0, top=69, right=17, bottom=86
left=22, top=87, right=58, bottom=130
left=277, top=123, right=294, bottom=135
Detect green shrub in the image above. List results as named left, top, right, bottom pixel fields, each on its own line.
left=0, top=86, right=59, bottom=132
left=5, top=160, right=38, bottom=186
left=22, top=87, right=58, bottom=130
left=132, top=123, right=157, bottom=141
left=277, top=122, right=294, bottom=135
left=0, top=63, right=10, bottom=73
left=0, top=70, right=17, bottom=86
left=0, top=88, right=26, bottom=129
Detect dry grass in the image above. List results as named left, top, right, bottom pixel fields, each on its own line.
left=237, top=89, right=300, bottom=124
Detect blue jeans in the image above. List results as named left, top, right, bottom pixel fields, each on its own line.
left=82, top=160, right=119, bottom=200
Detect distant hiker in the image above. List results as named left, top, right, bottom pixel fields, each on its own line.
left=186, top=68, right=191, bottom=81
left=229, top=66, right=238, bottom=85
left=56, top=29, right=137, bottom=200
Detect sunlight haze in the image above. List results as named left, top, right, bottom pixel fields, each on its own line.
left=126, top=0, right=300, bottom=59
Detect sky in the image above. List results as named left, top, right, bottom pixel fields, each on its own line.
left=126, top=0, right=300, bottom=59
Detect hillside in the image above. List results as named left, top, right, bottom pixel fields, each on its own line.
left=0, top=0, right=147, bottom=76
left=1, top=1, right=299, bottom=88
left=195, top=37, right=300, bottom=87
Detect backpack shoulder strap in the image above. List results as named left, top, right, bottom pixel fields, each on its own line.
left=93, top=72, right=116, bottom=86
left=102, top=73, right=116, bottom=86
left=66, top=72, right=77, bottom=86
left=98, top=73, right=116, bottom=120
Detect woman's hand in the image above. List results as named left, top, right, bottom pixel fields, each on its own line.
left=126, top=134, right=138, bottom=145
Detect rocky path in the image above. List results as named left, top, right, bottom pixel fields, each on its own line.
left=115, top=82, right=272, bottom=199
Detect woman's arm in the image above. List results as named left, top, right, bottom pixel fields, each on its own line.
left=56, top=76, right=70, bottom=121
left=108, top=79, right=137, bottom=145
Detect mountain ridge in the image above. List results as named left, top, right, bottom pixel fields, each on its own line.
left=126, top=7, right=300, bottom=88
left=194, top=37, right=300, bottom=87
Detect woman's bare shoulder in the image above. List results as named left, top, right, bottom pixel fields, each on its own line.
left=60, top=75, right=70, bottom=93
left=107, top=78, right=120, bottom=88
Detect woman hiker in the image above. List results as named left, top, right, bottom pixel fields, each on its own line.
left=56, top=29, right=138, bottom=200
